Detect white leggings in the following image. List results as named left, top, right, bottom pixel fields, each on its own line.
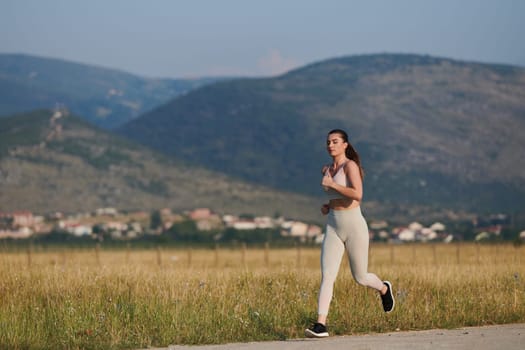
left=318, top=206, right=384, bottom=316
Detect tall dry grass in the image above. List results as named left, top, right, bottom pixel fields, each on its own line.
left=0, top=243, right=523, bottom=349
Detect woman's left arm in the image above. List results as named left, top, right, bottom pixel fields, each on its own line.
left=322, top=161, right=363, bottom=201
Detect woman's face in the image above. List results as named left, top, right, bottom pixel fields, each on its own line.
left=326, top=133, right=347, bottom=157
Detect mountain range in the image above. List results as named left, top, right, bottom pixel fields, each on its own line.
left=1, top=53, right=524, bottom=222
left=0, top=54, right=222, bottom=129
left=118, top=54, right=525, bottom=213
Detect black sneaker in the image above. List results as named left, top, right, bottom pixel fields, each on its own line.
left=381, top=280, right=395, bottom=313
left=305, top=322, right=329, bottom=338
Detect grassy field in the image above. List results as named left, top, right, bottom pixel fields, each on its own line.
left=0, top=243, right=524, bottom=349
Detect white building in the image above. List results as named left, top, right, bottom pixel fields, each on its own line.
left=232, top=221, right=258, bottom=230
left=398, top=228, right=416, bottom=241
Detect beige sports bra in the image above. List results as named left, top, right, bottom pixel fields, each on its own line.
left=323, top=161, right=349, bottom=200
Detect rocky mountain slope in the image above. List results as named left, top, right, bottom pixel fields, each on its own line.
left=0, top=110, right=319, bottom=220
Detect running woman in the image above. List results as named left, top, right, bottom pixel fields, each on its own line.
left=305, top=129, right=395, bottom=338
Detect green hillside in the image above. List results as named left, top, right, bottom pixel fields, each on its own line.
left=0, top=110, right=320, bottom=220
left=118, top=54, right=525, bottom=213
left=0, top=54, right=222, bottom=129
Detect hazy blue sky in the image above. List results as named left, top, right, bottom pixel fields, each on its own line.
left=1, top=0, right=524, bottom=78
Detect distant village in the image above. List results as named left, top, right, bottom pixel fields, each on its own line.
left=1, top=207, right=524, bottom=244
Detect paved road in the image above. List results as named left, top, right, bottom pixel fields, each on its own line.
left=146, top=323, right=524, bottom=350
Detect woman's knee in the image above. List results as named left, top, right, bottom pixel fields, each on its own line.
left=352, top=272, right=370, bottom=287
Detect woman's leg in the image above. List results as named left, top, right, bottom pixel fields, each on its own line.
left=317, top=221, right=345, bottom=322
left=345, top=211, right=385, bottom=291
left=344, top=210, right=395, bottom=312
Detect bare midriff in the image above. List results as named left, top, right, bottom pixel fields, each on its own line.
left=328, top=198, right=360, bottom=211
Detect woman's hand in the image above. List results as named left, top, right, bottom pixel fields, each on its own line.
left=321, top=171, right=335, bottom=189
left=321, top=204, right=330, bottom=215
